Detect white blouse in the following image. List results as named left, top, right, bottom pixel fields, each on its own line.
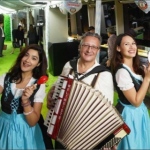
left=0, top=74, right=46, bottom=103
left=115, top=64, right=143, bottom=91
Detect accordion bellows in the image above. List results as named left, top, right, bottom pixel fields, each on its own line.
left=44, top=76, right=130, bottom=149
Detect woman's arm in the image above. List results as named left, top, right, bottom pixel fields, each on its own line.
left=21, top=84, right=45, bottom=126
left=23, top=101, right=42, bottom=126
left=0, top=74, right=5, bottom=94
left=0, top=85, right=3, bottom=94
left=122, top=78, right=150, bottom=107
left=116, top=67, right=150, bottom=107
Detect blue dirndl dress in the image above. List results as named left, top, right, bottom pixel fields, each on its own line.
left=0, top=110, right=45, bottom=149
left=0, top=74, right=45, bottom=149
left=115, top=64, right=150, bottom=149
left=117, top=101, right=150, bottom=149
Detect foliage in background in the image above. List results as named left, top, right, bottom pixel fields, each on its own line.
left=4, top=14, right=11, bottom=41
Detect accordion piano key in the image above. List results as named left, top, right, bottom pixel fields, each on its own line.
left=47, top=77, right=74, bottom=139
left=44, top=113, right=52, bottom=127
left=52, top=81, right=66, bottom=100
left=44, top=76, right=67, bottom=127
left=52, top=91, right=60, bottom=99
left=44, top=100, right=56, bottom=127
left=47, top=124, right=54, bottom=135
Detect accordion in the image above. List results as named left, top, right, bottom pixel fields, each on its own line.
left=44, top=76, right=130, bottom=149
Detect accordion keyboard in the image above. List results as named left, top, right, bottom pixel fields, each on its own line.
left=44, top=76, right=65, bottom=127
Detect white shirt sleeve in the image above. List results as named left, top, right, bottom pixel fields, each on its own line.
left=115, top=68, right=134, bottom=91
left=95, top=71, right=114, bottom=104
left=34, top=84, right=46, bottom=102
left=61, top=61, right=72, bottom=77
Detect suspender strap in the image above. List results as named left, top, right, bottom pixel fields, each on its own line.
left=69, top=57, right=110, bottom=86
left=91, top=74, right=99, bottom=87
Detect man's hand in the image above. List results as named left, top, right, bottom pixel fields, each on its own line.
left=47, top=86, right=55, bottom=109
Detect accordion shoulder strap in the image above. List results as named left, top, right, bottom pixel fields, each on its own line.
left=69, top=57, right=110, bottom=87
left=91, top=74, right=99, bottom=87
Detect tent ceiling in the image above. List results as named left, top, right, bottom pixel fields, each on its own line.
left=0, top=0, right=115, bottom=11
left=0, top=0, right=48, bottom=11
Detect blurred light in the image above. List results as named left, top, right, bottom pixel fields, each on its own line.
left=50, top=5, right=56, bottom=8
left=0, top=5, right=16, bottom=14
left=49, top=1, right=62, bottom=8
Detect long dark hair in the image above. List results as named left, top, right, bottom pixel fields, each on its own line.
left=8, top=44, right=48, bottom=83
left=111, top=33, right=144, bottom=77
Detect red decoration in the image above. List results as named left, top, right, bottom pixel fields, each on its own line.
left=37, top=76, right=48, bottom=84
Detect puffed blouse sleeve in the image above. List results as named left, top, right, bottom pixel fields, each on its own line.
left=115, top=68, right=134, bottom=91
left=0, top=74, right=6, bottom=87
left=34, top=84, right=46, bottom=103
left=61, top=61, right=72, bottom=77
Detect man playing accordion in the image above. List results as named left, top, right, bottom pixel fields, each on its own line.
left=47, top=32, right=114, bottom=149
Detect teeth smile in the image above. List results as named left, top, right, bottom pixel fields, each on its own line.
left=23, top=63, right=30, bottom=67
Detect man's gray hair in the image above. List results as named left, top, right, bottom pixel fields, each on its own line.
left=80, top=32, right=102, bottom=46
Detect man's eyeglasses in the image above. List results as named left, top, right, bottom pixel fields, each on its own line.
left=81, top=44, right=99, bottom=50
